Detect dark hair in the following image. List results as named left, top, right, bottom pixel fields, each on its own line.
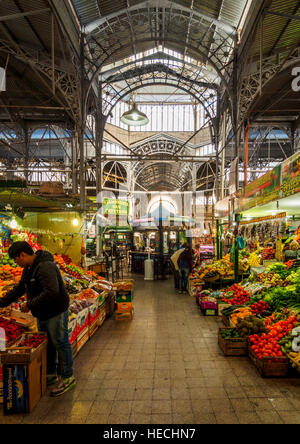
left=8, top=241, right=34, bottom=258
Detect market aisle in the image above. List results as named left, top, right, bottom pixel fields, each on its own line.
left=2, top=275, right=300, bottom=425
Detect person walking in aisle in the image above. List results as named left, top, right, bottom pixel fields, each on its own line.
left=0, top=241, right=75, bottom=397
left=177, top=243, right=193, bottom=294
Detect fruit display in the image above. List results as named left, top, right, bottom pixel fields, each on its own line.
left=235, top=316, right=267, bottom=337
left=250, top=300, right=269, bottom=315
left=248, top=252, right=261, bottom=267
left=16, top=333, right=47, bottom=349
left=77, top=288, right=99, bottom=300
left=257, top=271, right=283, bottom=287
left=0, top=316, right=26, bottom=344
left=112, top=281, right=134, bottom=292
left=69, top=299, right=93, bottom=315
left=249, top=317, right=298, bottom=360
left=230, top=307, right=253, bottom=325
left=220, top=328, right=241, bottom=339
left=278, top=329, right=300, bottom=356
left=221, top=284, right=250, bottom=306
left=0, top=254, right=17, bottom=268
left=261, top=247, right=276, bottom=260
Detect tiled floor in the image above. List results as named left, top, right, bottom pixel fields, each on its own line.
left=1, top=275, right=300, bottom=424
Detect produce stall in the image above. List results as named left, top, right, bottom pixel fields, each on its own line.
left=0, top=226, right=136, bottom=413
left=214, top=259, right=300, bottom=378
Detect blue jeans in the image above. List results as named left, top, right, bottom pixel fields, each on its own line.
left=179, top=267, right=190, bottom=291
left=38, top=311, right=74, bottom=379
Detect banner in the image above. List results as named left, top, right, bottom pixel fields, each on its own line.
left=280, top=152, right=300, bottom=198
left=239, top=163, right=281, bottom=212
left=102, top=198, right=129, bottom=216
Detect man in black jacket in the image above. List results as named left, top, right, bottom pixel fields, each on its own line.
left=0, top=241, right=75, bottom=397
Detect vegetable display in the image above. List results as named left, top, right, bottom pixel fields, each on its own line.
left=249, top=317, right=298, bottom=360
left=222, top=284, right=250, bottom=306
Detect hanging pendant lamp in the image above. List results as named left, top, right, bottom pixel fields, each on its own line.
left=120, top=103, right=149, bottom=127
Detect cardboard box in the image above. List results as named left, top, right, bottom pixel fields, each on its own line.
left=77, top=327, right=89, bottom=353
left=98, top=304, right=106, bottom=327
left=88, top=319, right=99, bottom=339
left=76, top=308, right=89, bottom=336
left=117, top=302, right=133, bottom=311
left=116, top=290, right=133, bottom=303
left=115, top=309, right=134, bottom=321
left=68, top=317, right=78, bottom=345
left=3, top=347, right=46, bottom=414
left=88, top=302, right=99, bottom=326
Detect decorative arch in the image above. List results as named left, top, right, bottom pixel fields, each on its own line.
left=84, top=37, right=235, bottom=118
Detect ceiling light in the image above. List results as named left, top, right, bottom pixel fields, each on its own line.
left=120, top=103, right=149, bottom=127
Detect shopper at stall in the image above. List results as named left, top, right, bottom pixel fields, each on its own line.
left=177, top=243, right=193, bottom=294
left=0, top=241, right=75, bottom=398
left=170, top=245, right=184, bottom=290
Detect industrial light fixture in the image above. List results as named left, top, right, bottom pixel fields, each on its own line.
left=72, top=218, right=79, bottom=227
left=120, top=103, right=149, bottom=127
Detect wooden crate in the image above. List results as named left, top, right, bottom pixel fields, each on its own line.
left=88, top=319, right=99, bottom=339
left=248, top=346, right=289, bottom=378
left=0, top=333, right=47, bottom=365
left=218, top=328, right=248, bottom=356
left=77, top=328, right=89, bottom=353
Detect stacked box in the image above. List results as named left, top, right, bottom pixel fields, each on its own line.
left=98, top=291, right=108, bottom=307
left=88, top=319, right=99, bottom=339
left=116, top=289, right=133, bottom=303
left=68, top=317, right=78, bottom=345
left=98, top=302, right=106, bottom=327
left=76, top=308, right=89, bottom=336
left=77, top=327, right=89, bottom=353
left=88, top=302, right=99, bottom=326
left=115, top=288, right=134, bottom=321
left=115, top=308, right=134, bottom=321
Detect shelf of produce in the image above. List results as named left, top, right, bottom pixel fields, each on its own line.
left=0, top=333, right=47, bottom=365
left=248, top=346, right=289, bottom=378
left=218, top=328, right=248, bottom=356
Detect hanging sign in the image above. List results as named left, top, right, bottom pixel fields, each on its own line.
left=280, top=152, right=300, bottom=198
left=239, top=164, right=281, bottom=211
left=102, top=198, right=129, bottom=216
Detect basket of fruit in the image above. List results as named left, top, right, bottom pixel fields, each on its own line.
left=204, top=271, right=220, bottom=283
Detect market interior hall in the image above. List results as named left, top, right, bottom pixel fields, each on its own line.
left=0, top=0, right=300, bottom=426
